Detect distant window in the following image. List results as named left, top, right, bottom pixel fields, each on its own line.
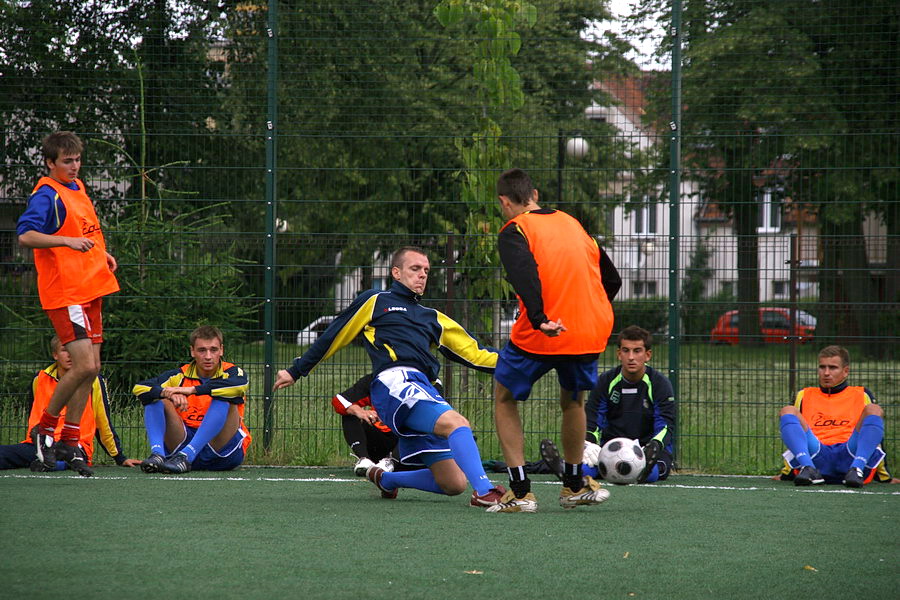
left=632, top=280, right=657, bottom=297
left=772, top=280, right=788, bottom=298
left=757, top=189, right=782, bottom=233
left=630, top=195, right=658, bottom=235
left=762, top=310, right=789, bottom=329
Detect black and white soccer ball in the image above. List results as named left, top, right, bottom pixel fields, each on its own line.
left=597, top=437, right=646, bottom=484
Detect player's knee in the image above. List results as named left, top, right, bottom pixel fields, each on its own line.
left=438, top=476, right=467, bottom=496
left=779, top=406, right=799, bottom=417
left=862, top=404, right=884, bottom=418
left=434, top=410, right=470, bottom=437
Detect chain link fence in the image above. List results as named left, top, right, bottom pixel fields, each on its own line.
left=1, top=0, right=896, bottom=474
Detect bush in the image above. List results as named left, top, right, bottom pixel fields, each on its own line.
left=613, top=297, right=668, bottom=336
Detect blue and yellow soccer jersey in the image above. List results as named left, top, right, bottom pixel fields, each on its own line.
left=288, top=280, right=497, bottom=381
left=132, top=360, right=252, bottom=451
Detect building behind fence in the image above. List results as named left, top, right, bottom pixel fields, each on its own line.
left=1, top=1, right=897, bottom=474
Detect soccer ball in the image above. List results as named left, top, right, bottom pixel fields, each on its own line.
left=598, top=438, right=646, bottom=484
left=582, top=441, right=602, bottom=467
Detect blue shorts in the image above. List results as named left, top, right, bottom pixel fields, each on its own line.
left=494, top=344, right=598, bottom=401
left=371, top=367, right=453, bottom=466
left=786, top=428, right=884, bottom=483
left=171, top=425, right=246, bottom=471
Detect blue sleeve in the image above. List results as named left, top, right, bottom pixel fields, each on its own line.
left=289, top=290, right=380, bottom=379
left=652, top=372, right=676, bottom=447
left=132, top=368, right=184, bottom=405
left=194, top=364, right=249, bottom=405
left=16, top=185, right=67, bottom=236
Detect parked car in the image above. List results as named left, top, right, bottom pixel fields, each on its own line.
left=296, top=315, right=336, bottom=346
left=710, top=308, right=816, bottom=345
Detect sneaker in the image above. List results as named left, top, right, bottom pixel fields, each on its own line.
left=366, top=465, right=397, bottom=499
left=539, top=438, right=564, bottom=481
left=29, top=425, right=56, bottom=471
left=485, top=489, right=538, bottom=513
left=470, top=485, right=507, bottom=508
left=141, top=453, right=166, bottom=474
left=559, top=476, right=610, bottom=508
left=375, top=455, right=396, bottom=473
left=794, top=465, right=824, bottom=486
left=354, top=457, right=376, bottom=477
left=161, top=452, right=192, bottom=474
left=637, top=439, right=663, bottom=484
left=55, top=444, right=94, bottom=477
left=843, top=466, right=865, bottom=488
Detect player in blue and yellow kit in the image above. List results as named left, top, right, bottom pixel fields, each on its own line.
left=274, top=246, right=506, bottom=508
left=779, top=345, right=894, bottom=488
left=133, top=325, right=251, bottom=474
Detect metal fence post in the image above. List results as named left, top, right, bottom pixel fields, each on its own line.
left=668, top=0, right=683, bottom=403
left=263, top=0, right=279, bottom=451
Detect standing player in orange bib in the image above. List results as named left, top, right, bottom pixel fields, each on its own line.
left=17, top=131, right=120, bottom=476
left=488, top=168, right=621, bottom=512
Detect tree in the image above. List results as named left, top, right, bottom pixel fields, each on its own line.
left=632, top=0, right=898, bottom=354
left=220, top=0, right=631, bottom=330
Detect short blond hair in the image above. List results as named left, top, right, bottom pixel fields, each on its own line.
left=818, top=345, right=849, bottom=367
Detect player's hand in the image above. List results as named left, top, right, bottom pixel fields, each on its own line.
left=106, top=252, right=118, bottom=272
left=66, top=236, right=95, bottom=252
left=539, top=318, right=566, bottom=337
left=351, top=407, right=379, bottom=425
left=162, top=386, right=196, bottom=398
left=273, top=369, right=297, bottom=391
left=120, top=458, right=143, bottom=468
left=168, top=394, right=188, bottom=410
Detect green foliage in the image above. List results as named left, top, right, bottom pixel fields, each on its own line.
left=104, top=205, right=255, bottom=387
left=613, top=297, right=668, bottom=336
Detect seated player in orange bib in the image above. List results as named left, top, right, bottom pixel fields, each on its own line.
left=778, top=345, right=894, bottom=488
left=132, top=326, right=250, bottom=474
left=0, top=336, right=140, bottom=473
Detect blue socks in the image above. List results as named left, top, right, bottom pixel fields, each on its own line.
left=180, top=399, right=230, bottom=462
left=143, top=401, right=167, bottom=455
left=780, top=414, right=814, bottom=467
left=850, top=415, right=884, bottom=470
left=381, top=469, right=445, bottom=494
left=447, top=427, right=492, bottom=495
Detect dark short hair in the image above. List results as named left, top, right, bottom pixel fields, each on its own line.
left=617, top=325, right=652, bottom=350
left=818, top=345, right=849, bottom=367
left=190, top=325, right=224, bottom=347
left=496, top=168, right=534, bottom=205
left=42, top=131, right=83, bottom=162
left=391, top=246, right=427, bottom=270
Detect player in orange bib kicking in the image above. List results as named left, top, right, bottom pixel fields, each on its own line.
left=778, top=345, right=894, bottom=488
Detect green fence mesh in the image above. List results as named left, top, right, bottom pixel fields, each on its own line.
left=1, top=0, right=897, bottom=474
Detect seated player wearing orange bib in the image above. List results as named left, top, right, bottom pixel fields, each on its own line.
left=16, top=131, right=120, bottom=475
left=778, top=345, right=893, bottom=488
left=132, top=326, right=251, bottom=474
left=0, top=336, right=140, bottom=473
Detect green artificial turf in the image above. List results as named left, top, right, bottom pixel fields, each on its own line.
left=1, top=468, right=897, bottom=599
